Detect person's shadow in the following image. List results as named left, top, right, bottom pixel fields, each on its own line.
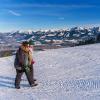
left=0, top=76, right=29, bottom=88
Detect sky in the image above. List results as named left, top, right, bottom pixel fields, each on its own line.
left=0, top=0, right=100, bottom=32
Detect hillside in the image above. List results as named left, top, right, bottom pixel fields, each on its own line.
left=0, top=44, right=100, bottom=100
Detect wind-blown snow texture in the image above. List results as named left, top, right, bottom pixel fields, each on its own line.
left=0, top=44, right=100, bottom=100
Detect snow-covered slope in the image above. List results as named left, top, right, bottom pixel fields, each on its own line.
left=0, top=44, right=100, bottom=100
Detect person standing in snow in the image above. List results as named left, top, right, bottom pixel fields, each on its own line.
left=14, top=41, right=37, bottom=89
left=28, top=40, right=36, bottom=83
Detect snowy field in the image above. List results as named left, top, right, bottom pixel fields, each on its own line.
left=0, top=44, right=100, bottom=100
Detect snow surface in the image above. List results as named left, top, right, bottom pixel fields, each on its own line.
left=0, top=44, right=100, bottom=100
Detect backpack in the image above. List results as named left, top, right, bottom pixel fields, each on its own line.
left=14, top=47, right=30, bottom=71
left=14, top=48, right=21, bottom=70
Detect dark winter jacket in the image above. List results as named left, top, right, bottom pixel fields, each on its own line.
left=14, top=47, right=32, bottom=71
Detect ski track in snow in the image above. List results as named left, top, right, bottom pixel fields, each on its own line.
left=0, top=44, right=100, bottom=100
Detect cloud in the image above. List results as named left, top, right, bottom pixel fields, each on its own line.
left=21, top=4, right=96, bottom=8
left=8, top=10, right=21, bottom=16
left=58, top=17, right=65, bottom=20
left=2, top=4, right=97, bottom=9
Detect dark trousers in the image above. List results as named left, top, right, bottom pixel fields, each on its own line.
left=30, top=64, right=34, bottom=80
left=15, top=65, right=34, bottom=87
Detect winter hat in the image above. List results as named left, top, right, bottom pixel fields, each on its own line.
left=28, top=40, right=34, bottom=45
left=22, top=41, right=29, bottom=46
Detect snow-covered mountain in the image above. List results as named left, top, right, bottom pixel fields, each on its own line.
left=0, top=27, right=100, bottom=47
left=0, top=43, right=100, bottom=100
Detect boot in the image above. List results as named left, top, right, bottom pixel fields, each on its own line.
left=30, top=82, right=38, bottom=87
left=15, top=85, right=20, bottom=89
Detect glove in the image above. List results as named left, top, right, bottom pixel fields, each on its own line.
left=16, top=67, right=22, bottom=70
left=32, top=60, right=35, bottom=64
